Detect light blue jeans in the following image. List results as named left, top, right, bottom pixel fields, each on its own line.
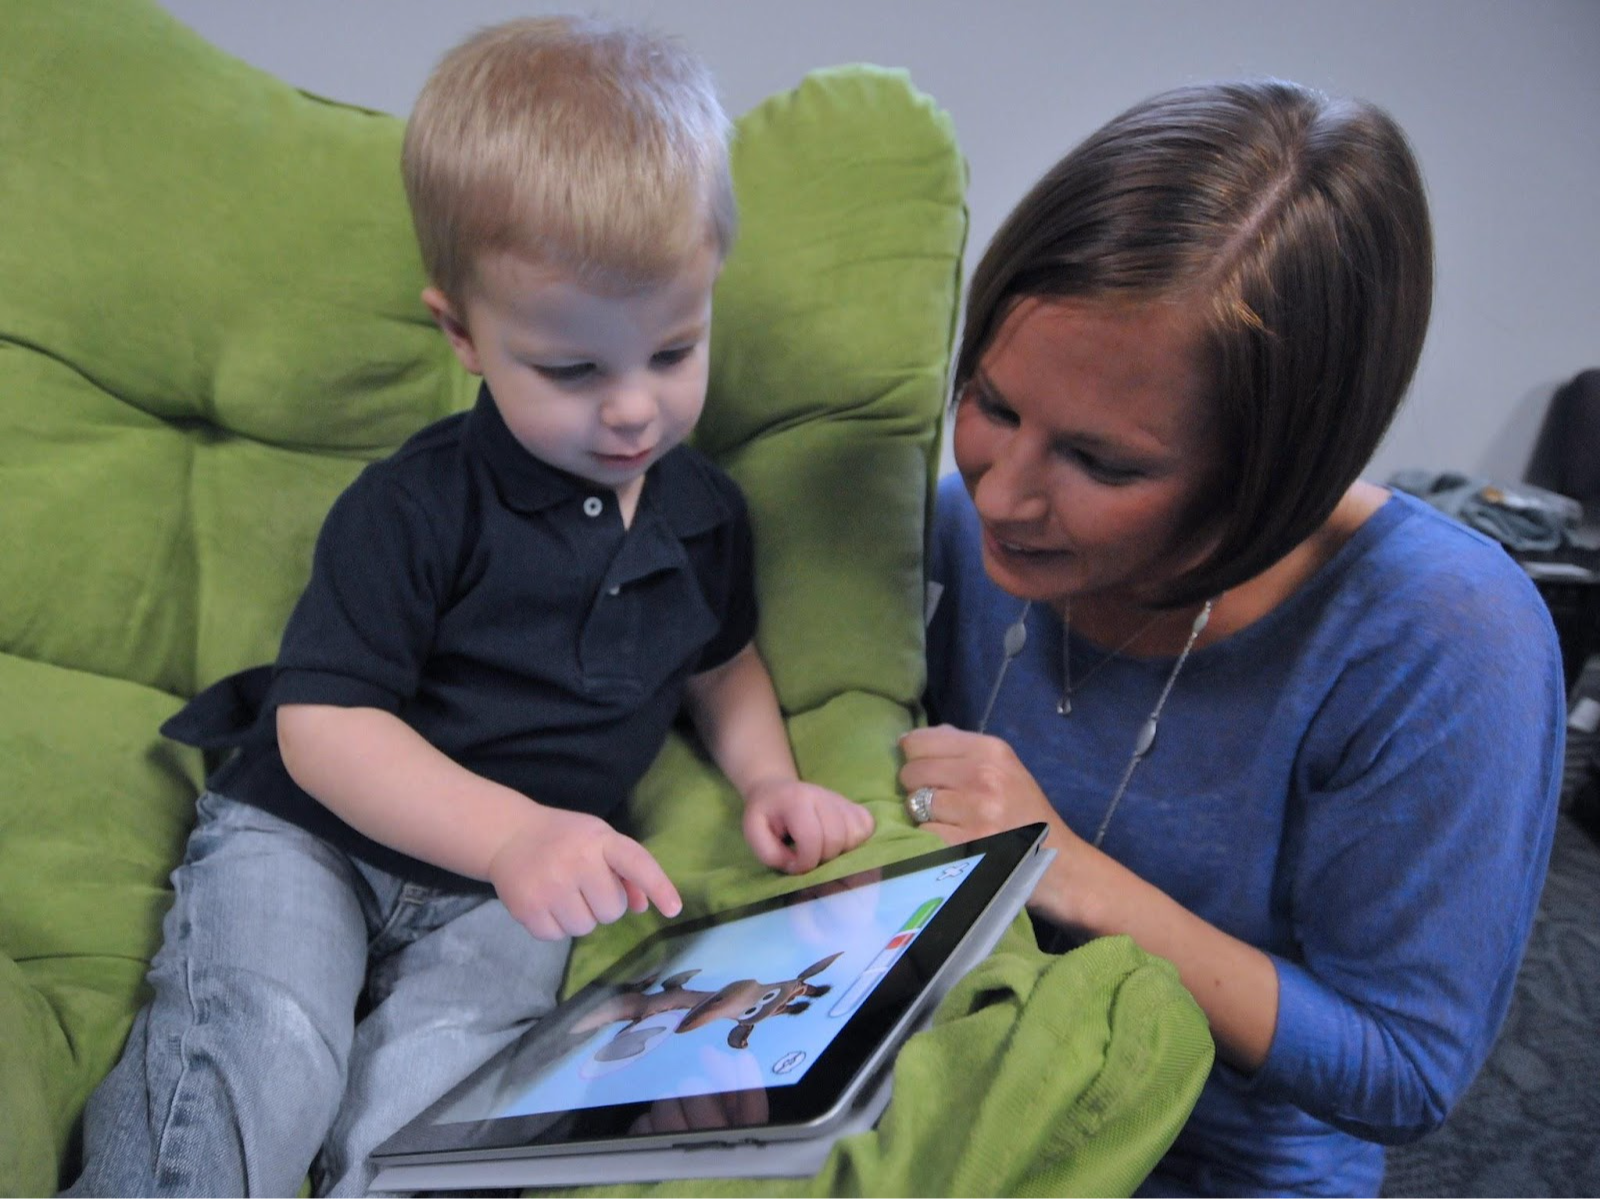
left=64, top=790, right=570, bottom=1197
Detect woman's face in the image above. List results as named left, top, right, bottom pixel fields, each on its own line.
left=952, top=296, right=1226, bottom=612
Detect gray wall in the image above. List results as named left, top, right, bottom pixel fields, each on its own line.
left=159, top=0, right=1600, bottom=484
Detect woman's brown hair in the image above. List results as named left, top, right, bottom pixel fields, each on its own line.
left=956, top=79, right=1434, bottom=605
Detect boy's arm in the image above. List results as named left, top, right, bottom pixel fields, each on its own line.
left=276, top=704, right=680, bottom=938
left=683, top=643, right=873, bottom=874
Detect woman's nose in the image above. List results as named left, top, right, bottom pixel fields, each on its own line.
left=973, top=435, right=1050, bottom=526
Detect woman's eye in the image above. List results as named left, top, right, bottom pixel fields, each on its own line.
left=1073, top=451, right=1142, bottom=484
left=534, top=363, right=595, bottom=384
left=967, top=384, right=1017, bottom=426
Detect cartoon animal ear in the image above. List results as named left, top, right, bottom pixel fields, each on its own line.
left=659, top=969, right=701, bottom=990
left=799, top=952, right=844, bottom=981
left=727, top=1023, right=753, bottom=1050
left=781, top=1001, right=811, bottom=1016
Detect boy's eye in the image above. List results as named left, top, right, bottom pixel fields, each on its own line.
left=650, top=345, right=695, bottom=369
left=534, top=362, right=595, bottom=384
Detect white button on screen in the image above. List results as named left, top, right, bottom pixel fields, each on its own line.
left=583, top=497, right=603, bottom=517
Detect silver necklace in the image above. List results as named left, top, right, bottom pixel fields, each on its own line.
left=1056, top=599, right=1170, bottom=716
left=978, top=597, right=1215, bottom=848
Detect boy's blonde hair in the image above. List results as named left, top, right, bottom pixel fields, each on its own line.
left=402, top=15, right=735, bottom=303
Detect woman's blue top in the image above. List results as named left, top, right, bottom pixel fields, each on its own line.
left=926, top=476, right=1565, bottom=1197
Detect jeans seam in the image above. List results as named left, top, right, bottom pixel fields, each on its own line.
left=369, top=884, right=420, bottom=947
left=150, top=877, right=207, bottom=1192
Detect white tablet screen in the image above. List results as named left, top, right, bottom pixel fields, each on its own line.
left=443, top=849, right=985, bottom=1123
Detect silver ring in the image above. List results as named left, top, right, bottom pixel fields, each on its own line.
left=906, top=786, right=935, bottom=825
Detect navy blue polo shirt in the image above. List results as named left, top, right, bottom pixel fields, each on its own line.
left=164, top=385, right=757, bottom=890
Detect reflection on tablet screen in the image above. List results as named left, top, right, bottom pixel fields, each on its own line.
left=436, top=851, right=983, bottom=1125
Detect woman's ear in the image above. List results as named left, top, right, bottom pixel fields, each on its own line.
left=422, top=286, right=483, bottom=375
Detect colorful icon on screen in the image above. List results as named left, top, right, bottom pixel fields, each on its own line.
left=827, top=896, right=945, bottom=1019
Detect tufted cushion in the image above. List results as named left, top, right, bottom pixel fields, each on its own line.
left=0, top=4, right=466, bottom=698
left=0, top=1, right=966, bottom=1191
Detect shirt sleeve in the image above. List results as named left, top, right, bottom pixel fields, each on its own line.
left=1248, top=563, right=1565, bottom=1143
left=269, top=464, right=455, bottom=714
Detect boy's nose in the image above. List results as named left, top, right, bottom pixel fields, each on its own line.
left=600, top=379, right=657, bottom=431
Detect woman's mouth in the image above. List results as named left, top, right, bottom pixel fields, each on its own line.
left=983, top=525, right=1064, bottom=563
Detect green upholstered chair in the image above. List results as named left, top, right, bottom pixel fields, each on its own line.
left=0, top=3, right=1212, bottom=1194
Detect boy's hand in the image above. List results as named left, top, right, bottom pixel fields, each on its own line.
left=487, top=806, right=682, bottom=941
left=741, top=779, right=874, bottom=876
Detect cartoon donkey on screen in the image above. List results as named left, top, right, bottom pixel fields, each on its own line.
left=571, top=952, right=844, bottom=1059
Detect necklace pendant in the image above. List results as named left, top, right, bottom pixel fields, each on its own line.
left=1056, top=694, right=1071, bottom=717
left=1134, top=715, right=1158, bottom=757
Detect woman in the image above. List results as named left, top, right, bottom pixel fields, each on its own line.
left=902, top=79, right=1564, bottom=1197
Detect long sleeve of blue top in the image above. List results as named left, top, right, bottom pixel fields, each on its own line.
left=925, top=478, right=1565, bottom=1197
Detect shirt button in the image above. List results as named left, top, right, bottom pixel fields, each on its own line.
left=607, top=585, right=621, bottom=597
left=583, top=496, right=603, bottom=517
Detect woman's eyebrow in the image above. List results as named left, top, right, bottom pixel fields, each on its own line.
left=976, top=366, right=1166, bottom=461
left=968, top=369, right=1016, bottom=411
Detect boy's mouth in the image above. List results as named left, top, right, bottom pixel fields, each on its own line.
left=593, top=447, right=654, bottom=471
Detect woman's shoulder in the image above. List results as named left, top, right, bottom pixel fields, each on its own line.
left=931, top=472, right=982, bottom=568
left=1337, top=489, right=1549, bottom=612
left=929, top=473, right=1012, bottom=625
left=1285, top=488, right=1560, bottom=672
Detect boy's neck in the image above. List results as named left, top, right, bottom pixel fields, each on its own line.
left=616, top=475, right=644, bottom=528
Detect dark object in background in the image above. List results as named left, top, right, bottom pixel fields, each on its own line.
left=1566, top=655, right=1600, bottom=841
left=1574, top=760, right=1600, bottom=843
left=1527, top=369, right=1600, bottom=517
left=1526, top=368, right=1600, bottom=842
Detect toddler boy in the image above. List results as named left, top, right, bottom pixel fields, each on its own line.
left=67, top=17, right=872, bottom=1197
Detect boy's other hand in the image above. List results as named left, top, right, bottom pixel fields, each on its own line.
left=741, top=780, right=874, bottom=876
left=487, top=807, right=682, bottom=941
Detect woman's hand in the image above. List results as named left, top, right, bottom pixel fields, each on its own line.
left=901, top=724, right=1279, bottom=1071
left=897, top=723, right=1077, bottom=850
left=898, top=723, right=1094, bottom=938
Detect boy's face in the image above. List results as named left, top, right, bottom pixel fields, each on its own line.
left=425, top=242, right=719, bottom=514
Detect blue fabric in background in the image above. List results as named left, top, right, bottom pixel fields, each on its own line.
left=1388, top=468, right=1581, bottom=553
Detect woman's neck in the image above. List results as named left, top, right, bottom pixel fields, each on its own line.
left=1054, top=481, right=1389, bottom=655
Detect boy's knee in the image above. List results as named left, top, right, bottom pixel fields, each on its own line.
left=186, top=964, right=356, bottom=1101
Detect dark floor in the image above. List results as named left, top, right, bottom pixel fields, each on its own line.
left=1380, top=809, right=1600, bottom=1197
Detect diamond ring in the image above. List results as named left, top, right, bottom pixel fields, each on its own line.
left=905, top=786, right=935, bottom=825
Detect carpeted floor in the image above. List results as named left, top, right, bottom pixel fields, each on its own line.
left=1380, top=811, right=1600, bottom=1197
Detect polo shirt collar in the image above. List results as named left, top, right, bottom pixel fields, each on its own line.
left=464, top=383, right=734, bottom=537
left=465, top=384, right=574, bottom=514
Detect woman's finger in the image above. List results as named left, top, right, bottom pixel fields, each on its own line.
left=898, top=723, right=986, bottom=760
left=917, top=818, right=964, bottom=847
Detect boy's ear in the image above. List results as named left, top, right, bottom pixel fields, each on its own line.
left=422, top=286, right=483, bottom=376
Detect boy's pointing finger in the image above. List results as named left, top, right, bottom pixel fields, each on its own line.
left=605, top=836, right=683, bottom=919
